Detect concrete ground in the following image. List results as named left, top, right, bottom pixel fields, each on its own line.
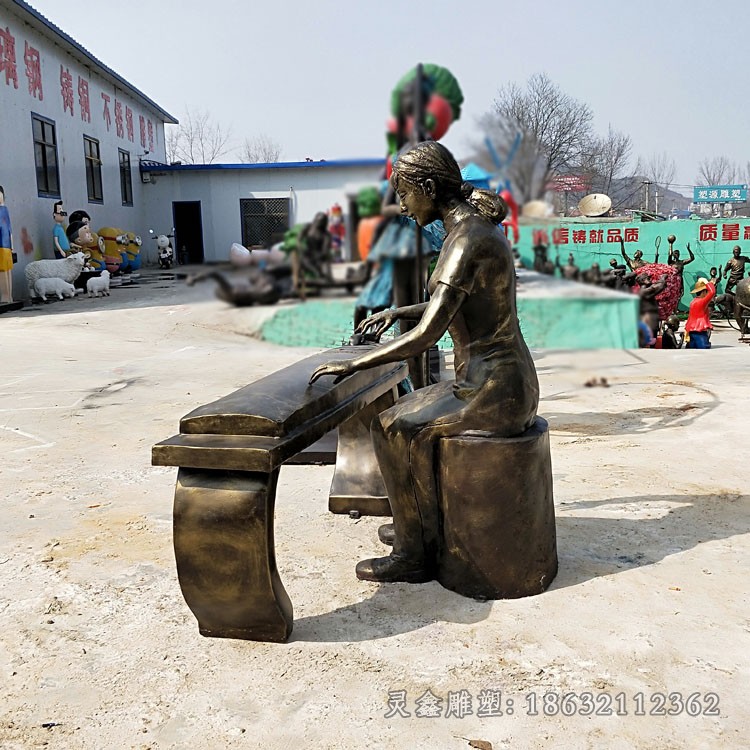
left=1, top=269, right=748, bottom=749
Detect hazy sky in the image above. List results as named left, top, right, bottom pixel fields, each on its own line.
left=25, top=0, right=749, bottom=195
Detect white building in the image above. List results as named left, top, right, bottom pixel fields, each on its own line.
left=139, top=159, right=384, bottom=264
left=0, top=0, right=385, bottom=299
left=0, top=0, right=177, bottom=297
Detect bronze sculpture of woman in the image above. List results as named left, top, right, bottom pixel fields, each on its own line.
left=310, top=141, right=540, bottom=584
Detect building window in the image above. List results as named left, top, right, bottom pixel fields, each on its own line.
left=119, top=149, right=133, bottom=206
left=84, top=136, right=103, bottom=203
left=240, top=198, right=290, bottom=247
left=31, top=113, right=60, bottom=197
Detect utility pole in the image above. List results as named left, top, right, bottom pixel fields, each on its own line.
left=654, top=190, right=659, bottom=215
left=642, top=180, right=653, bottom=211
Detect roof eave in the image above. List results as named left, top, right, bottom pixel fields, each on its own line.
left=6, top=0, right=178, bottom=124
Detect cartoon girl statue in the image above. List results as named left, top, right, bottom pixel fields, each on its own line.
left=0, top=184, right=14, bottom=303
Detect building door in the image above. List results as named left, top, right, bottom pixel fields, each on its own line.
left=172, top=201, right=204, bottom=264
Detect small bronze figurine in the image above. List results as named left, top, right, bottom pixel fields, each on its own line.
left=533, top=242, right=555, bottom=275
left=722, top=245, right=750, bottom=294
left=708, top=267, right=729, bottom=318
left=661, top=314, right=683, bottom=349
left=667, top=234, right=695, bottom=296
left=620, top=245, right=646, bottom=271
left=603, top=254, right=635, bottom=290
left=556, top=252, right=580, bottom=281
left=637, top=272, right=668, bottom=337
left=734, top=277, right=750, bottom=338
left=582, top=262, right=603, bottom=285
left=709, top=266, right=721, bottom=293
left=310, top=142, right=555, bottom=592
left=293, top=212, right=333, bottom=298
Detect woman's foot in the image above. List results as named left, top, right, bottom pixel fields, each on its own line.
left=355, top=555, right=432, bottom=583
left=378, top=523, right=395, bottom=546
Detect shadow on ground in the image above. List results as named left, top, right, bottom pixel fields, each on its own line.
left=293, top=492, right=748, bottom=643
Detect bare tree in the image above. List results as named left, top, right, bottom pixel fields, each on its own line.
left=165, top=108, right=232, bottom=164
left=481, top=73, right=595, bottom=202
left=696, top=156, right=737, bottom=186
left=637, top=151, right=677, bottom=188
left=580, top=126, right=634, bottom=197
left=239, top=134, right=283, bottom=163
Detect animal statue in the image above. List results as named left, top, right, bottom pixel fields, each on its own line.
left=34, top=277, right=77, bottom=300
left=87, top=269, right=111, bottom=297
left=25, top=252, right=88, bottom=299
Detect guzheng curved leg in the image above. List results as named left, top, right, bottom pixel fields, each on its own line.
left=173, top=467, right=293, bottom=642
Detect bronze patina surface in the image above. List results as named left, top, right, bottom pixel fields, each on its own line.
left=734, top=276, right=750, bottom=339
left=310, top=141, right=558, bottom=596
left=723, top=245, right=750, bottom=294
left=153, top=347, right=405, bottom=642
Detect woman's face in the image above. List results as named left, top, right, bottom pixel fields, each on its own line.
left=395, top=179, right=437, bottom=227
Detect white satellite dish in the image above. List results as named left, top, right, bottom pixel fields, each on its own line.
left=578, top=193, right=612, bottom=217
left=522, top=200, right=553, bottom=218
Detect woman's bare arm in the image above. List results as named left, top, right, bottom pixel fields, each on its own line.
left=310, top=283, right=464, bottom=383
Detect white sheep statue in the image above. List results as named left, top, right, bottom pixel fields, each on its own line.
left=87, top=269, right=111, bottom=297
left=34, top=278, right=77, bottom=300
left=25, top=252, right=88, bottom=299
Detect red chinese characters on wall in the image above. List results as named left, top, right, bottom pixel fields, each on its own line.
left=115, top=100, right=124, bottom=138
left=23, top=41, right=42, bottom=99
left=0, top=26, right=18, bottom=88
left=537, top=225, right=642, bottom=247
left=78, top=77, right=91, bottom=123
left=722, top=223, right=740, bottom=242
left=4, top=25, right=162, bottom=159
left=101, top=92, right=112, bottom=130
left=125, top=106, right=134, bottom=142
left=60, top=65, right=74, bottom=115
left=698, top=223, right=750, bottom=243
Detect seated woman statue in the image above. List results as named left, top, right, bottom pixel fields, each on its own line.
left=310, top=141, right=539, bottom=584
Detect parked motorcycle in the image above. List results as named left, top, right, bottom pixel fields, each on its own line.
left=150, top=229, right=175, bottom=269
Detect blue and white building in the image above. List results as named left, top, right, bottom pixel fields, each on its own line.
left=0, top=0, right=176, bottom=295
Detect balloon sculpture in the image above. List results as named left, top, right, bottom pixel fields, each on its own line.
left=385, top=63, right=464, bottom=176
left=633, top=263, right=681, bottom=321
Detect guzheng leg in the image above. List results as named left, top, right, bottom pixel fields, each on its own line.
left=173, top=467, right=293, bottom=642
left=328, top=388, right=396, bottom=517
